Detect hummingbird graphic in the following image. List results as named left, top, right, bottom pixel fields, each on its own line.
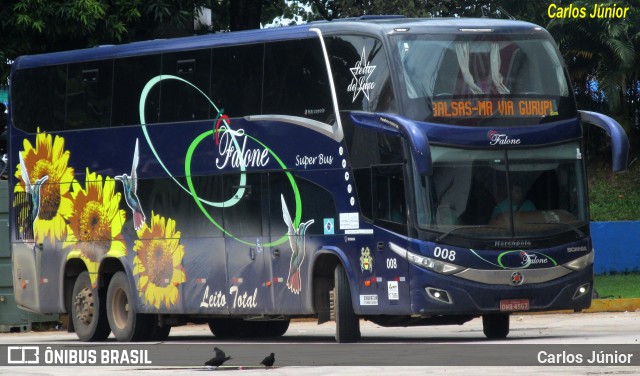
left=19, top=151, right=49, bottom=224
left=115, top=139, right=146, bottom=231
left=281, top=194, right=314, bottom=295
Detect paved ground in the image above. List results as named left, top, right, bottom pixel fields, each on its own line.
left=0, top=311, right=639, bottom=375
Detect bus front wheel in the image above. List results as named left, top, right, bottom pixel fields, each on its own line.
left=106, top=271, right=151, bottom=341
left=251, top=320, right=290, bottom=337
left=71, top=271, right=111, bottom=341
left=333, top=263, right=360, bottom=343
left=208, top=318, right=244, bottom=338
left=482, top=314, right=510, bottom=339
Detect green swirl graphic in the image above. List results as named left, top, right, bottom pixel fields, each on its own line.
left=139, top=74, right=301, bottom=247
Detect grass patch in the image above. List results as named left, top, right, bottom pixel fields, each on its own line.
left=588, top=160, right=640, bottom=221
left=594, top=273, right=640, bottom=299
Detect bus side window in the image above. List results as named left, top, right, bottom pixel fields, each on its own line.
left=159, top=49, right=212, bottom=123
left=344, top=125, right=406, bottom=228
left=263, top=39, right=334, bottom=124
left=65, top=61, right=113, bottom=130
left=112, top=55, right=161, bottom=126
left=269, top=172, right=337, bottom=237
left=372, top=165, right=407, bottom=228
left=11, top=65, right=66, bottom=133
left=210, top=44, right=263, bottom=118
left=325, top=35, right=396, bottom=114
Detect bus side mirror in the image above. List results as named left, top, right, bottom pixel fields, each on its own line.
left=350, top=112, right=433, bottom=175
left=579, top=110, right=630, bottom=173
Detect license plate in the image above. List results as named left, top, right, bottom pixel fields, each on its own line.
left=500, top=299, right=530, bottom=312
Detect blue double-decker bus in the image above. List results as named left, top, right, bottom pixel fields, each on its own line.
left=9, top=16, right=628, bottom=342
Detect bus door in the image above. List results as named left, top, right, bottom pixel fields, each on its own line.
left=265, top=172, right=305, bottom=315
left=371, top=165, right=411, bottom=314
left=11, top=189, right=43, bottom=312
left=223, top=173, right=268, bottom=314
left=11, top=183, right=62, bottom=313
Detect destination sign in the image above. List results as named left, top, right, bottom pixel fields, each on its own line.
left=432, top=98, right=558, bottom=118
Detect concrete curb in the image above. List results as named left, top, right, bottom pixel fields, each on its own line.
left=523, top=298, right=640, bottom=315
left=585, top=298, right=640, bottom=312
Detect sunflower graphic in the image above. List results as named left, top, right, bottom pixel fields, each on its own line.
left=133, top=212, right=186, bottom=309
left=64, top=169, right=127, bottom=280
left=14, top=131, right=74, bottom=244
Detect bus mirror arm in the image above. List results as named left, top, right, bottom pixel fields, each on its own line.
left=579, top=110, right=630, bottom=173
left=350, top=112, right=432, bottom=175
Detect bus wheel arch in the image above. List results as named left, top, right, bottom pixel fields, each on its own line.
left=312, top=251, right=341, bottom=324
left=101, top=258, right=172, bottom=341
left=64, top=258, right=86, bottom=333
left=312, top=250, right=361, bottom=342
left=67, top=266, right=111, bottom=341
left=106, top=270, right=152, bottom=341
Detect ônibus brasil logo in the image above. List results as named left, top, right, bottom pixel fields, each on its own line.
left=487, top=130, right=521, bottom=146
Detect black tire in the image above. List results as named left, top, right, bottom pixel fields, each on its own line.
left=148, top=315, right=171, bottom=341
left=71, top=271, right=111, bottom=341
left=482, top=314, right=510, bottom=339
left=250, top=320, right=290, bottom=337
left=208, top=318, right=246, bottom=338
left=334, top=264, right=360, bottom=343
left=106, top=271, right=152, bottom=342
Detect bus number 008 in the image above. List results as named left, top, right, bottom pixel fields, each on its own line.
left=433, top=247, right=456, bottom=261
left=386, top=258, right=397, bottom=269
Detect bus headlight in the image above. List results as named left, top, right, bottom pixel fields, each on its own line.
left=563, top=252, right=594, bottom=271
left=389, top=242, right=464, bottom=275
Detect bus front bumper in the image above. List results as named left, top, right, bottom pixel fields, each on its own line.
left=408, top=265, right=593, bottom=316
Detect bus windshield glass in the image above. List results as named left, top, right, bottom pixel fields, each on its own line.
left=414, top=142, right=587, bottom=240
left=394, top=33, right=575, bottom=126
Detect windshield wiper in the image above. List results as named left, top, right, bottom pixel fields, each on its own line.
left=523, top=221, right=585, bottom=238
left=436, top=225, right=507, bottom=243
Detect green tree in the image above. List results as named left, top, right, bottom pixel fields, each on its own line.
left=1, top=0, right=213, bottom=82
left=0, top=0, right=301, bottom=82
left=547, top=1, right=638, bottom=116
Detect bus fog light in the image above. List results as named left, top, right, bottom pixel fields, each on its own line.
left=426, top=287, right=452, bottom=304
left=573, top=283, right=590, bottom=299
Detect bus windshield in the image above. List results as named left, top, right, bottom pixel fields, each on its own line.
left=393, top=33, right=576, bottom=126
left=414, top=142, right=588, bottom=240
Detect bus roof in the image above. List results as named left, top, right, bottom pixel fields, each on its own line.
left=13, top=17, right=544, bottom=70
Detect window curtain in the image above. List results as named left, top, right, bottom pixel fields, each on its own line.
left=455, top=42, right=483, bottom=94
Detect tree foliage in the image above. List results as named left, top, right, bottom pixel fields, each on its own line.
left=0, top=0, right=209, bottom=81
left=2, top=0, right=639, bottom=140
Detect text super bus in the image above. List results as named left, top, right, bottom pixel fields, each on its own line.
left=9, top=16, right=629, bottom=342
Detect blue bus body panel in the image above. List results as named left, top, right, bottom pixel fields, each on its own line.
left=9, top=17, right=600, bottom=321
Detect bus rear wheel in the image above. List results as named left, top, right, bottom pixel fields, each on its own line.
left=106, top=271, right=151, bottom=342
left=148, top=315, right=171, bottom=341
left=482, top=314, right=510, bottom=339
left=333, top=263, right=360, bottom=343
left=71, top=271, right=111, bottom=341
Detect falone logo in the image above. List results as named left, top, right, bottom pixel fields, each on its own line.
left=487, top=130, right=521, bottom=146
left=497, top=250, right=557, bottom=269
left=470, top=248, right=557, bottom=269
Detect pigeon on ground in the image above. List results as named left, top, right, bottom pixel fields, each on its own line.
left=260, top=352, right=275, bottom=367
left=205, top=347, right=232, bottom=368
